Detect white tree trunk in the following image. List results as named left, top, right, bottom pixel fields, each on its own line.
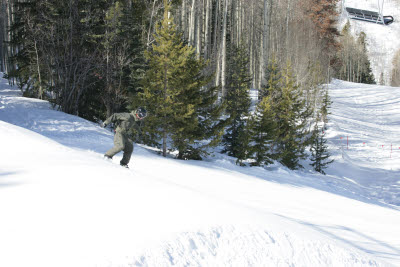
left=147, top=0, right=157, bottom=49
left=189, top=0, right=196, bottom=46
left=204, top=0, right=211, bottom=59
left=181, top=0, right=187, bottom=39
left=249, top=1, right=255, bottom=88
left=286, top=0, right=291, bottom=60
left=221, top=0, right=229, bottom=98
left=196, top=1, right=202, bottom=57
left=261, top=0, right=271, bottom=86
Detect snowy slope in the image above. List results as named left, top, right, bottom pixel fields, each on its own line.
left=1, top=74, right=400, bottom=267
left=326, top=79, right=400, bottom=205
left=339, top=0, right=400, bottom=84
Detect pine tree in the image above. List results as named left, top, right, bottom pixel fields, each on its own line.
left=310, top=125, right=333, bottom=174
left=259, top=56, right=281, bottom=102
left=141, top=0, right=224, bottom=159
left=248, top=95, right=277, bottom=166
left=320, top=89, right=331, bottom=124
left=357, top=32, right=375, bottom=84
left=91, top=0, right=147, bottom=118
left=222, top=41, right=252, bottom=165
left=9, top=0, right=55, bottom=99
left=274, top=62, right=309, bottom=170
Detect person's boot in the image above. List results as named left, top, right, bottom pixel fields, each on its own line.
left=120, top=163, right=129, bottom=169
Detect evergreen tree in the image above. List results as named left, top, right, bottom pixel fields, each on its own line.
left=248, top=95, right=277, bottom=166
left=259, top=56, right=281, bottom=101
left=310, top=125, right=333, bottom=174
left=274, top=62, right=309, bottom=170
left=9, top=0, right=55, bottom=99
left=222, top=41, right=252, bottom=165
left=141, top=0, right=224, bottom=159
left=357, top=32, right=375, bottom=84
left=320, top=89, right=332, bottom=124
left=87, top=0, right=147, bottom=118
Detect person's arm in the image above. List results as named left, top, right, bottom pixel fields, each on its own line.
left=103, top=113, right=121, bottom=127
left=104, top=113, right=132, bottom=127
left=102, top=115, right=113, bottom=127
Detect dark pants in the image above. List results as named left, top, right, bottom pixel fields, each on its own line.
left=105, top=131, right=133, bottom=165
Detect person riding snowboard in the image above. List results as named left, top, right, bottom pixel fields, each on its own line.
left=103, top=107, right=147, bottom=168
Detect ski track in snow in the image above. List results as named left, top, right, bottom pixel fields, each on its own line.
left=1, top=75, right=400, bottom=267
left=327, top=80, right=400, bottom=207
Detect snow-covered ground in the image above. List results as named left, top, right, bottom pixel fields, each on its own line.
left=1, top=74, right=400, bottom=267
left=339, top=0, right=400, bottom=84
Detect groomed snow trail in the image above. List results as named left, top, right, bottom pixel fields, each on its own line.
left=1, top=75, right=399, bottom=267
left=327, top=80, right=400, bottom=206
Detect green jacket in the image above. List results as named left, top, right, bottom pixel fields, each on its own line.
left=104, top=111, right=140, bottom=137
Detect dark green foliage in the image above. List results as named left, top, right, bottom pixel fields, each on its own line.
left=246, top=60, right=312, bottom=170
left=8, top=0, right=146, bottom=121
left=320, top=89, right=332, bottom=124
left=310, top=88, right=333, bottom=174
left=272, top=62, right=309, bottom=170
left=222, top=41, right=252, bottom=165
left=140, top=1, right=224, bottom=159
left=356, top=32, right=375, bottom=84
left=95, top=0, right=146, bottom=118
left=247, top=96, right=277, bottom=166
left=3, top=0, right=334, bottom=167
left=259, top=57, right=281, bottom=101
left=9, top=1, right=54, bottom=99
left=310, top=125, right=333, bottom=174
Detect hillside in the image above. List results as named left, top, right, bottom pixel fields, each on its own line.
left=0, top=74, right=400, bottom=266
left=339, top=0, right=400, bottom=84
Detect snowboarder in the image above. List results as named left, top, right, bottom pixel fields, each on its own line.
left=103, top=107, right=147, bottom=168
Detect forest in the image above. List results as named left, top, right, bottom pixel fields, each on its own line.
left=0, top=0, right=377, bottom=172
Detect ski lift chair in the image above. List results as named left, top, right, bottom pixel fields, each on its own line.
left=345, top=7, right=394, bottom=25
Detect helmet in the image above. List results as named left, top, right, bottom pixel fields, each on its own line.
left=136, top=107, right=147, bottom=119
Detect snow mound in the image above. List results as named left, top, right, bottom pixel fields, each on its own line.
left=1, top=75, right=399, bottom=266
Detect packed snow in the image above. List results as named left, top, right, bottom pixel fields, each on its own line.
left=339, top=0, right=400, bottom=84
left=0, top=74, right=400, bottom=267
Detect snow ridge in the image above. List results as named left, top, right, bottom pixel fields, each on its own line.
left=1, top=75, right=400, bottom=266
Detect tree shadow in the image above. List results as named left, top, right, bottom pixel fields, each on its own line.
left=178, top=153, right=400, bottom=211
left=275, top=213, right=400, bottom=264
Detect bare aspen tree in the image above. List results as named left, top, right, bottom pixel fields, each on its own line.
left=181, top=0, right=187, bottom=37
left=204, top=0, right=211, bottom=59
left=285, top=0, right=291, bottom=59
left=195, top=1, right=202, bottom=57
left=220, top=0, right=229, bottom=98
left=214, top=0, right=221, bottom=88
left=213, top=0, right=220, bottom=56
left=258, top=0, right=271, bottom=88
left=189, top=0, right=196, bottom=46
left=147, top=0, right=158, bottom=49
